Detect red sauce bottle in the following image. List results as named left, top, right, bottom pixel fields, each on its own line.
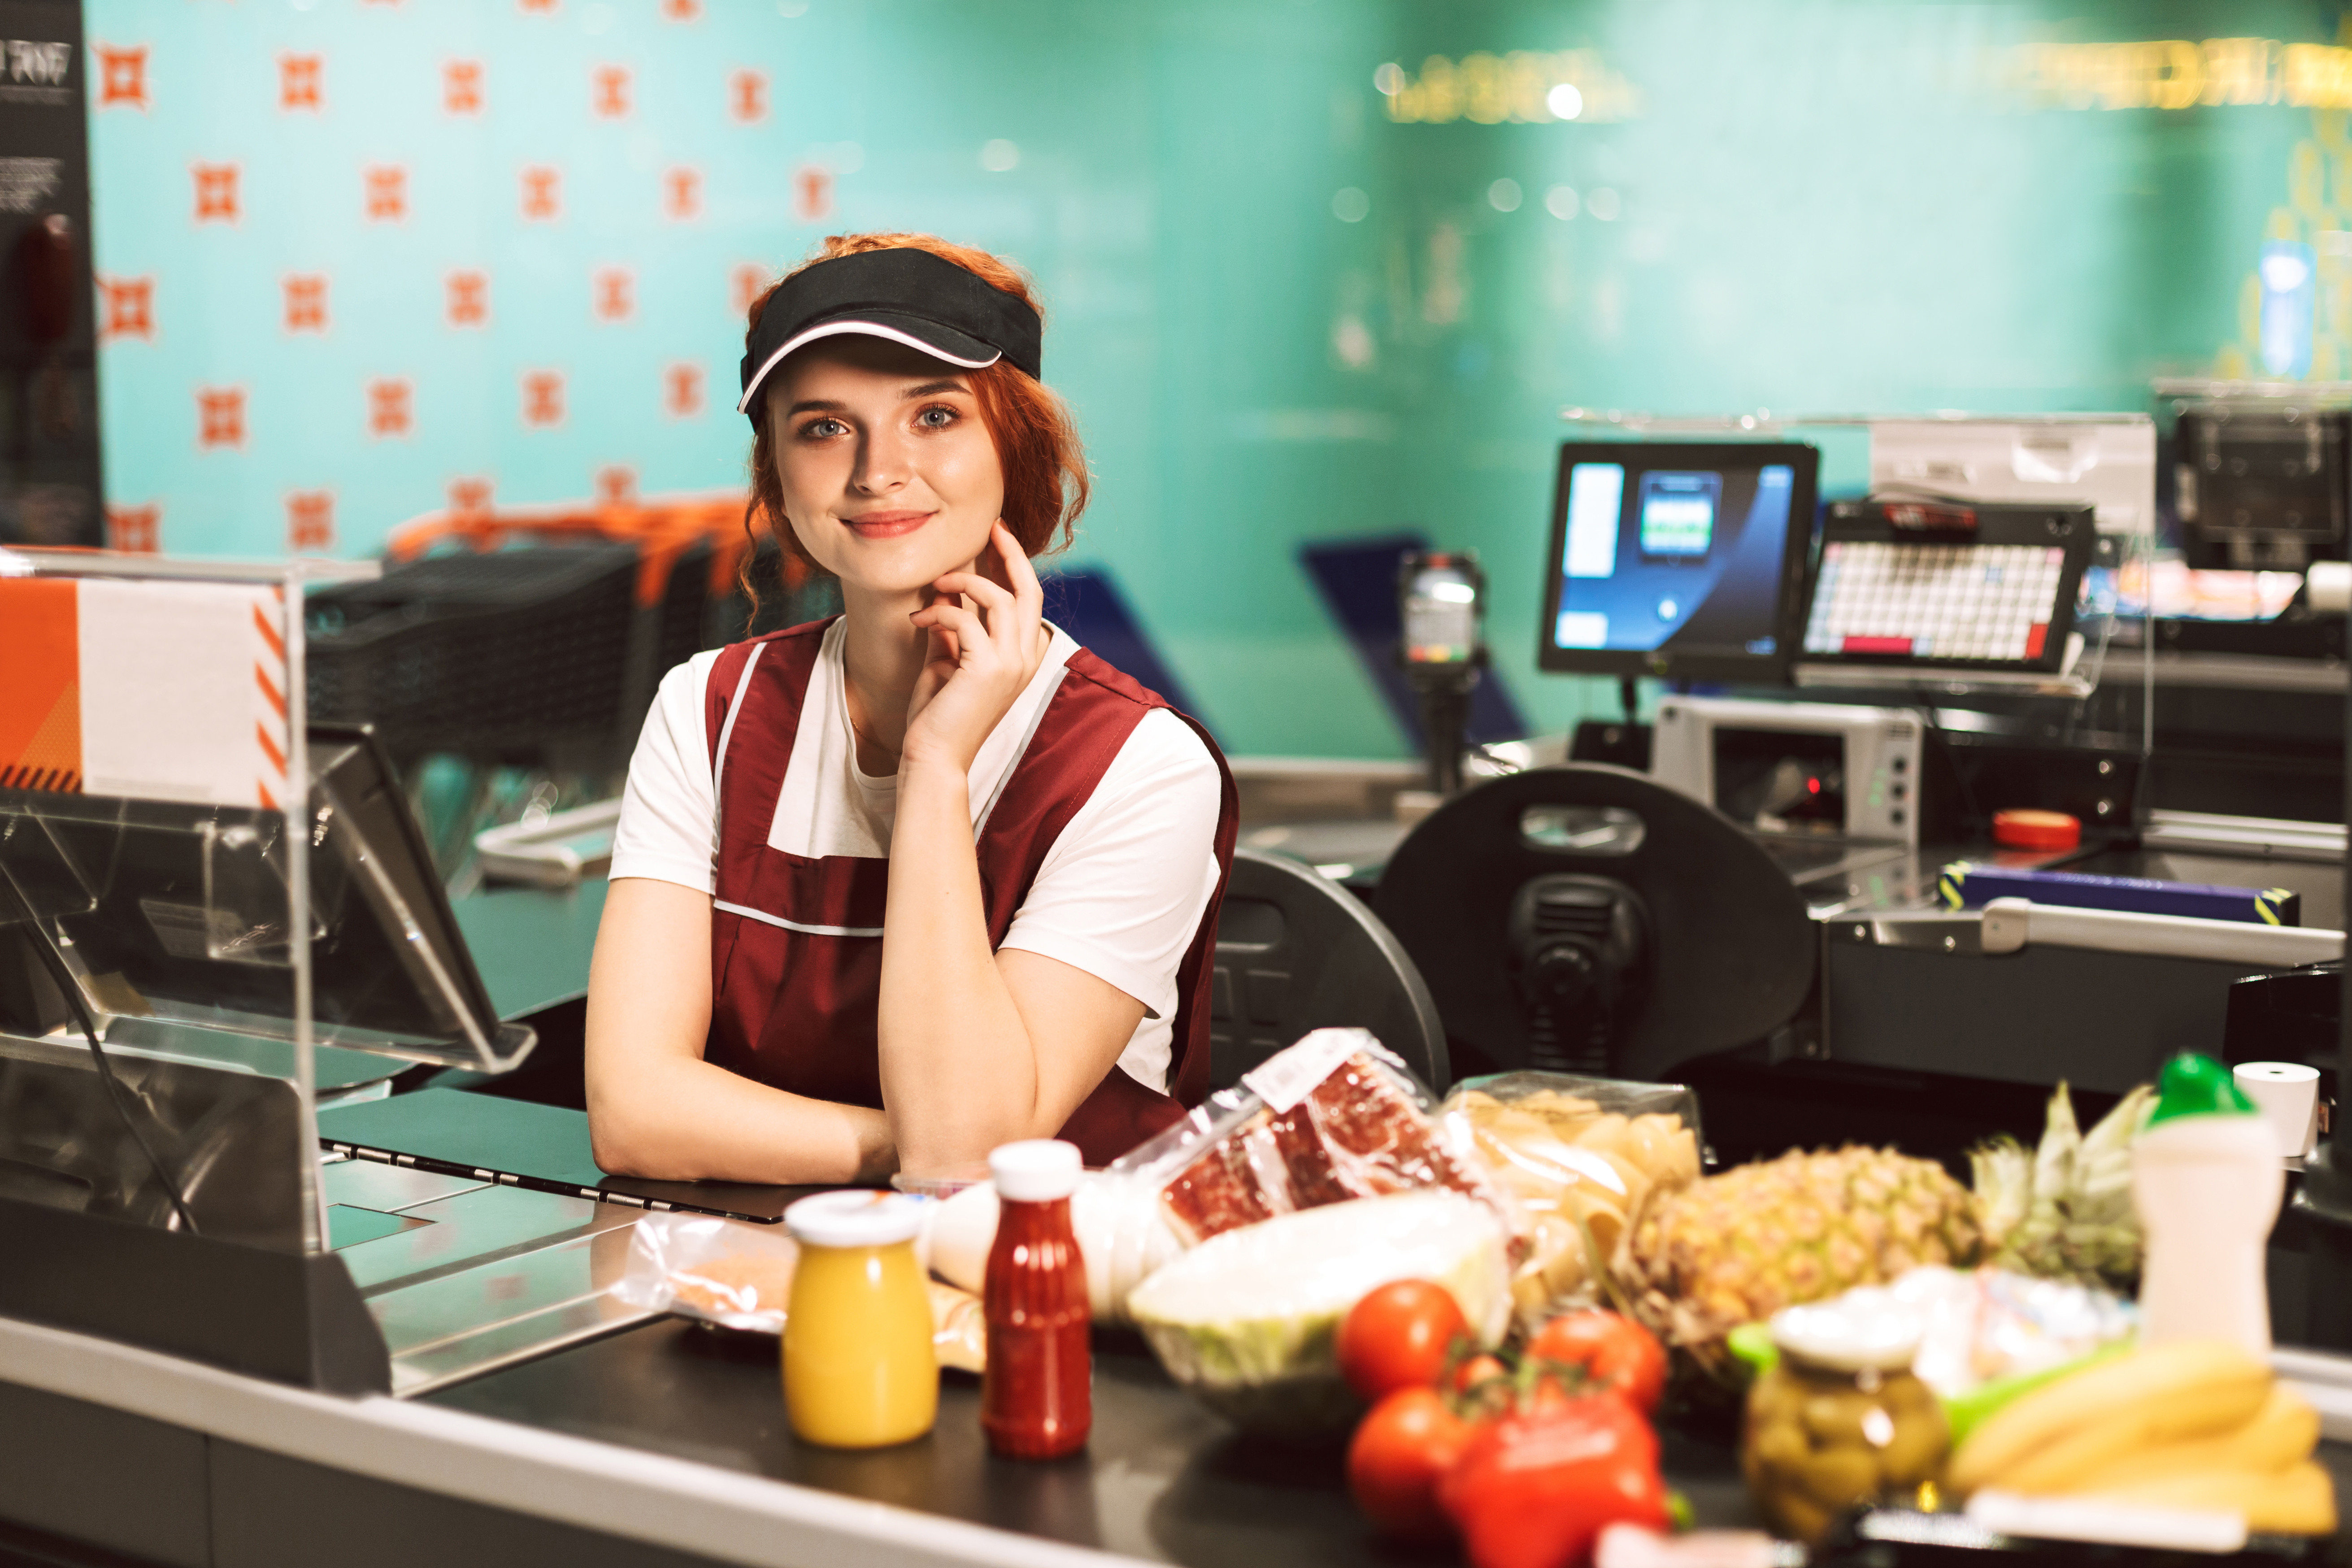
left=980, top=1139, right=1091, bottom=1459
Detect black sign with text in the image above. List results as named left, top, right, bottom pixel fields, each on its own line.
left=0, top=0, right=100, bottom=548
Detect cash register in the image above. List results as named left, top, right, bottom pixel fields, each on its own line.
left=1387, top=417, right=2339, bottom=1166
left=1531, top=437, right=2096, bottom=886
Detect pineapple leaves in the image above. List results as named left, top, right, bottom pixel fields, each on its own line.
left=1969, top=1081, right=2157, bottom=1290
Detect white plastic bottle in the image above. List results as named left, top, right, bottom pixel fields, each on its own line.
left=2132, top=1054, right=2283, bottom=1355
left=925, top=1171, right=1183, bottom=1324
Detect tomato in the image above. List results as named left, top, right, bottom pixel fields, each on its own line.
left=1526, top=1311, right=1669, bottom=1415
left=1521, top=1368, right=1576, bottom=1416
left=1439, top=1393, right=1670, bottom=1568
left=1336, top=1279, right=1470, bottom=1402
left=1346, top=1386, right=1470, bottom=1541
left=1451, top=1352, right=1511, bottom=1398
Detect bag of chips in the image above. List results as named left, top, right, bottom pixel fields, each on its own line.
left=1438, top=1071, right=1703, bottom=1324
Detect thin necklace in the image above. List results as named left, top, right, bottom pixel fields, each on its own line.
left=844, top=680, right=900, bottom=763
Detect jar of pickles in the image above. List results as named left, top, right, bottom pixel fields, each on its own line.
left=1741, top=1289, right=1946, bottom=1544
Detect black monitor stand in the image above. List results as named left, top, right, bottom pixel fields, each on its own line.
left=1410, top=671, right=1474, bottom=797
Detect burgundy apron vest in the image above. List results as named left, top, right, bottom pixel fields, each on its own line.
left=701, top=617, right=1237, bottom=1167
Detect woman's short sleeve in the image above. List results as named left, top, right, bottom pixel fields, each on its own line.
left=996, top=707, right=1223, bottom=1026
left=609, top=651, right=724, bottom=893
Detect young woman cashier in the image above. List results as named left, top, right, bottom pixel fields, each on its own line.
left=584, top=234, right=1235, bottom=1186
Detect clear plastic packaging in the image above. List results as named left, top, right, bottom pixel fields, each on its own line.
left=1895, top=1264, right=2137, bottom=1401
left=614, top=1211, right=986, bottom=1371
left=1107, top=1027, right=1506, bottom=1248
left=1437, top=1071, right=1704, bottom=1325
left=1126, top=1190, right=1512, bottom=1434
left=924, top=1172, right=1182, bottom=1325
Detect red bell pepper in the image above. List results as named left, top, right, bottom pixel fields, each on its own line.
left=1438, top=1391, right=1672, bottom=1568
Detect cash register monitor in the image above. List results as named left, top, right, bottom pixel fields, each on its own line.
left=1537, top=441, right=1819, bottom=682
left=0, top=725, right=525, bottom=1069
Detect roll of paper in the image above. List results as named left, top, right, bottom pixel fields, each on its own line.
left=2235, top=1061, right=2319, bottom=1158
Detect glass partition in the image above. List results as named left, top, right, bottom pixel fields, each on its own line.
left=0, top=547, right=530, bottom=1256
left=0, top=747, right=530, bottom=1067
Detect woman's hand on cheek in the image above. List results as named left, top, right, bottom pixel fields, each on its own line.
left=900, top=522, right=1049, bottom=778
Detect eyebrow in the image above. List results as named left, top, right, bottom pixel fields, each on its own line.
left=784, top=379, right=971, bottom=417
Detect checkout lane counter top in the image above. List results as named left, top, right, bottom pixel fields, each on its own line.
left=0, top=1220, right=1761, bottom=1568
left=426, top=1314, right=1760, bottom=1568
left=12, top=1257, right=2352, bottom=1568
left=449, top=877, right=609, bottom=1023
left=1231, top=760, right=2348, bottom=1116
left=1818, top=835, right=2346, bottom=1098
left=320, top=1150, right=650, bottom=1398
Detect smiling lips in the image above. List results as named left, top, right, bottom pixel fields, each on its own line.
left=843, top=509, right=934, bottom=539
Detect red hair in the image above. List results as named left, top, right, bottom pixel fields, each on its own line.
left=739, top=232, right=1088, bottom=604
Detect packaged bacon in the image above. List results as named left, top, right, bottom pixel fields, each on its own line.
left=1108, top=1028, right=1508, bottom=1247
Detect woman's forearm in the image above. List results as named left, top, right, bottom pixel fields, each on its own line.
left=587, top=1054, right=893, bottom=1185
left=583, top=876, right=892, bottom=1184
left=876, top=759, right=1042, bottom=1170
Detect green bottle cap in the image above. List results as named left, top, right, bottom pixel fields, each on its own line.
left=2143, top=1053, right=2257, bottom=1127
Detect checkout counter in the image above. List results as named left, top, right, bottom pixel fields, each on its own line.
left=6, top=756, right=2352, bottom=1568
left=0, top=700, right=1753, bottom=1565
left=7, top=402, right=2352, bottom=1568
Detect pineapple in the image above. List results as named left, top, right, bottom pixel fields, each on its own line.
left=1969, top=1081, right=2155, bottom=1291
left=1616, top=1145, right=1980, bottom=1381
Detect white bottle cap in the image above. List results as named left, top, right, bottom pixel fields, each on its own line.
left=988, top=1138, right=1083, bottom=1203
left=784, top=1190, right=927, bottom=1249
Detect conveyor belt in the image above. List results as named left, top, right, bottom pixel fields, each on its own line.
left=428, top=1316, right=1760, bottom=1568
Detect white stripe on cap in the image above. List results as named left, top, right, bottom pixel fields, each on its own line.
left=735, top=320, right=1002, bottom=414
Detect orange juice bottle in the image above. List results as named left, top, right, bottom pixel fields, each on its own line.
left=782, top=1191, right=937, bottom=1447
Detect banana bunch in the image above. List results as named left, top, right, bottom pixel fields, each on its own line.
left=1949, top=1341, right=2335, bottom=1536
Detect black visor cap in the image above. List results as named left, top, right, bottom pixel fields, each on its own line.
left=737, top=248, right=1043, bottom=425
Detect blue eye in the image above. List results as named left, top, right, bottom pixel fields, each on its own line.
left=800, top=417, right=846, bottom=439
left=917, top=405, right=956, bottom=429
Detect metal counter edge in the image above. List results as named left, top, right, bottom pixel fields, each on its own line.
left=0, top=1311, right=1142, bottom=1568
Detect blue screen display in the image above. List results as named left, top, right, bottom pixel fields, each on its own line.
left=1554, top=461, right=1795, bottom=659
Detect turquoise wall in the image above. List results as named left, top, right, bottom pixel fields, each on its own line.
left=81, top=0, right=2342, bottom=754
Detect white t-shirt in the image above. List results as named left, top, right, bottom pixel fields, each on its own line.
left=609, top=619, right=1223, bottom=1092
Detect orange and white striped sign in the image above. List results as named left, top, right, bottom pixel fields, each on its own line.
left=0, top=578, right=291, bottom=809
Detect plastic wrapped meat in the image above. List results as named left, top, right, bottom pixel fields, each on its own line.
left=1298, top=1052, right=1491, bottom=1200
left=1118, top=1029, right=1505, bottom=1248
left=1268, top=1106, right=1358, bottom=1209
left=1160, top=1120, right=1285, bottom=1241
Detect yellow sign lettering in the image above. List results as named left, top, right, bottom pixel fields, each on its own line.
left=1376, top=49, right=1642, bottom=124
